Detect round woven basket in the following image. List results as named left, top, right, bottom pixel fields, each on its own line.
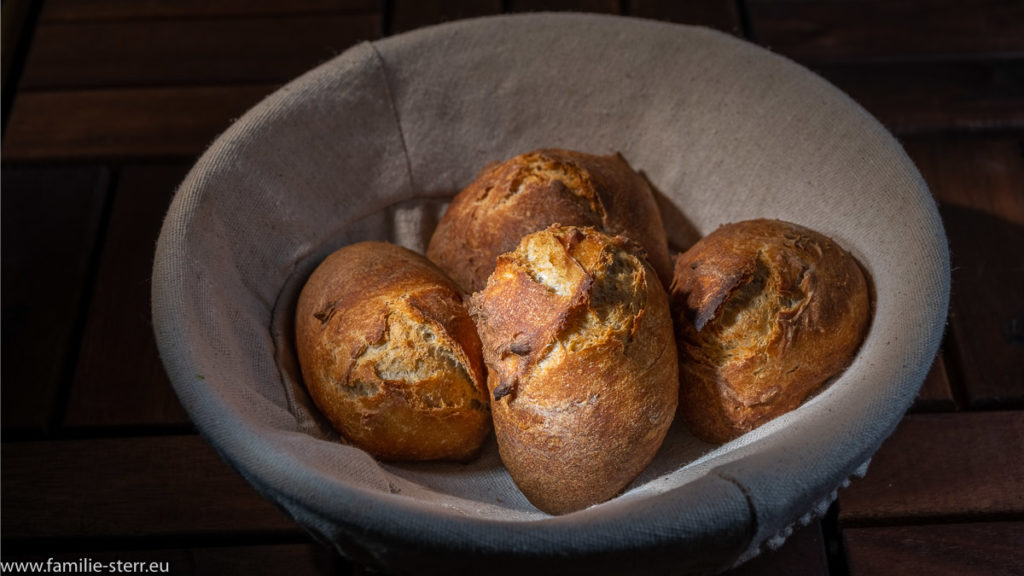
left=152, top=13, right=949, bottom=575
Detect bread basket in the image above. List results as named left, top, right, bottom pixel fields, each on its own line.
left=152, top=13, right=949, bottom=575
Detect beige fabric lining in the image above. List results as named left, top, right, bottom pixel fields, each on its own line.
left=152, top=13, right=948, bottom=575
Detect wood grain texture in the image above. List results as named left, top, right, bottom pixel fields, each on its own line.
left=507, top=0, right=621, bottom=13
left=724, top=520, right=829, bottom=576
left=747, top=0, right=1024, bottom=62
left=0, top=435, right=301, bottom=540
left=40, top=0, right=378, bottom=21
left=391, top=0, right=502, bottom=33
left=2, top=4, right=1022, bottom=575
left=20, top=15, right=380, bottom=89
left=1, top=84, right=274, bottom=160
left=1, top=166, right=110, bottom=434
left=838, top=411, right=1024, bottom=525
left=816, top=60, right=1024, bottom=135
left=844, top=522, right=1024, bottom=576
left=1, top=0, right=35, bottom=95
left=903, top=136, right=1024, bottom=407
left=911, top=353, right=956, bottom=412
left=65, top=164, right=192, bottom=430
left=628, top=0, right=741, bottom=35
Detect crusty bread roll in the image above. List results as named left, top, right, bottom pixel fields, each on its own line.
left=669, top=219, right=872, bottom=444
left=470, top=225, right=678, bottom=514
left=427, top=149, right=673, bottom=294
left=295, top=242, right=491, bottom=461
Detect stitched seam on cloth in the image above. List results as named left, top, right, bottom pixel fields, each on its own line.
left=268, top=42, right=419, bottom=427
left=710, top=470, right=758, bottom=564
left=714, top=456, right=874, bottom=571
left=267, top=194, right=439, bottom=430
left=270, top=260, right=303, bottom=421
left=369, top=41, right=418, bottom=196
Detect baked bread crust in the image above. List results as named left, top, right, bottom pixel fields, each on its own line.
left=295, top=242, right=491, bottom=461
left=470, top=226, right=678, bottom=514
left=670, top=219, right=872, bottom=444
left=427, top=149, right=673, bottom=294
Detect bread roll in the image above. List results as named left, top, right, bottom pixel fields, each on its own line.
left=427, top=149, right=673, bottom=294
left=669, top=219, right=871, bottom=443
left=470, top=225, right=678, bottom=514
left=295, top=242, right=491, bottom=461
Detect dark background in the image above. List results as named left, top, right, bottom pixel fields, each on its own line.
left=2, top=1, right=1022, bottom=574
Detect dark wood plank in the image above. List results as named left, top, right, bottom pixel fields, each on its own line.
left=1, top=166, right=109, bottom=434
left=844, top=522, right=1024, bottom=576
left=903, top=136, right=1024, bottom=408
left=1, top=544, right=347, bottom=576
left=507, top=0, right=621, bottom=13
left=816, top=60, right=1024, bottom=135
left=747, top=0, right=1024, bottom=62
left=724, top=520, right=829, bottom=576
left=1, top=0, right=34, bottom=92
left=628, top=0, right=742, bottom=35
left=0, top=435, right=302, bottom=540
left=40, top=0, right=378, bottom=21
left=391, top=0, right=502, bottom=34
left=178, top=544, right=345, bottom=576
left=1, top=84, right=274, bottom=160
left=838, top=411, right=1024, bottom=526
left=64, top=164, right=192, bottom=430
left=911, top=353, right=956, bottom=412
left=818, top=60, right=1024, bottom=135
left=1, top=0, right=39, bottom=127
left=19, top=14, right=380, bottom=90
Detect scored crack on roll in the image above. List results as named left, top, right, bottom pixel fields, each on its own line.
left=669, top=219, right=873, bottom=444
left=470, top=225, right=679, bottom=515
left=427, top=148, right=674, bottom=294
left=295, top=241, right=491, bottom=461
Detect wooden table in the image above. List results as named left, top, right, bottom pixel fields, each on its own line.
left=2, top=1, right=1022, bottom=574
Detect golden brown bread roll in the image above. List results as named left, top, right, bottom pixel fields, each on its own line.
left=427, top=149, right=673, bottom=294
left=470, top=225, right=678, bottom=514
left=295, top=241, right=491, bottom=461
left=669, top=219, right=872, bottom=444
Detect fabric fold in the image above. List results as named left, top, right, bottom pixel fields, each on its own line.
left=152, top=13, right=949, bottom=575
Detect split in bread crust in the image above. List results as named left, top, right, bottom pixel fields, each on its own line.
left=427, top=149, right=673, bottom=294
left=471, top=225, right=678, bottom=514
left=295, top=242, right=491, bottom=461
left=669, top=219, right=872, bottom=444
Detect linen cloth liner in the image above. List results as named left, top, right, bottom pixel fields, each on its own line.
left=152, top=13, right=949, bottom=575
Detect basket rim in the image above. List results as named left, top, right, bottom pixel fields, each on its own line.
left=151, top=11, right=949, bottom=574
